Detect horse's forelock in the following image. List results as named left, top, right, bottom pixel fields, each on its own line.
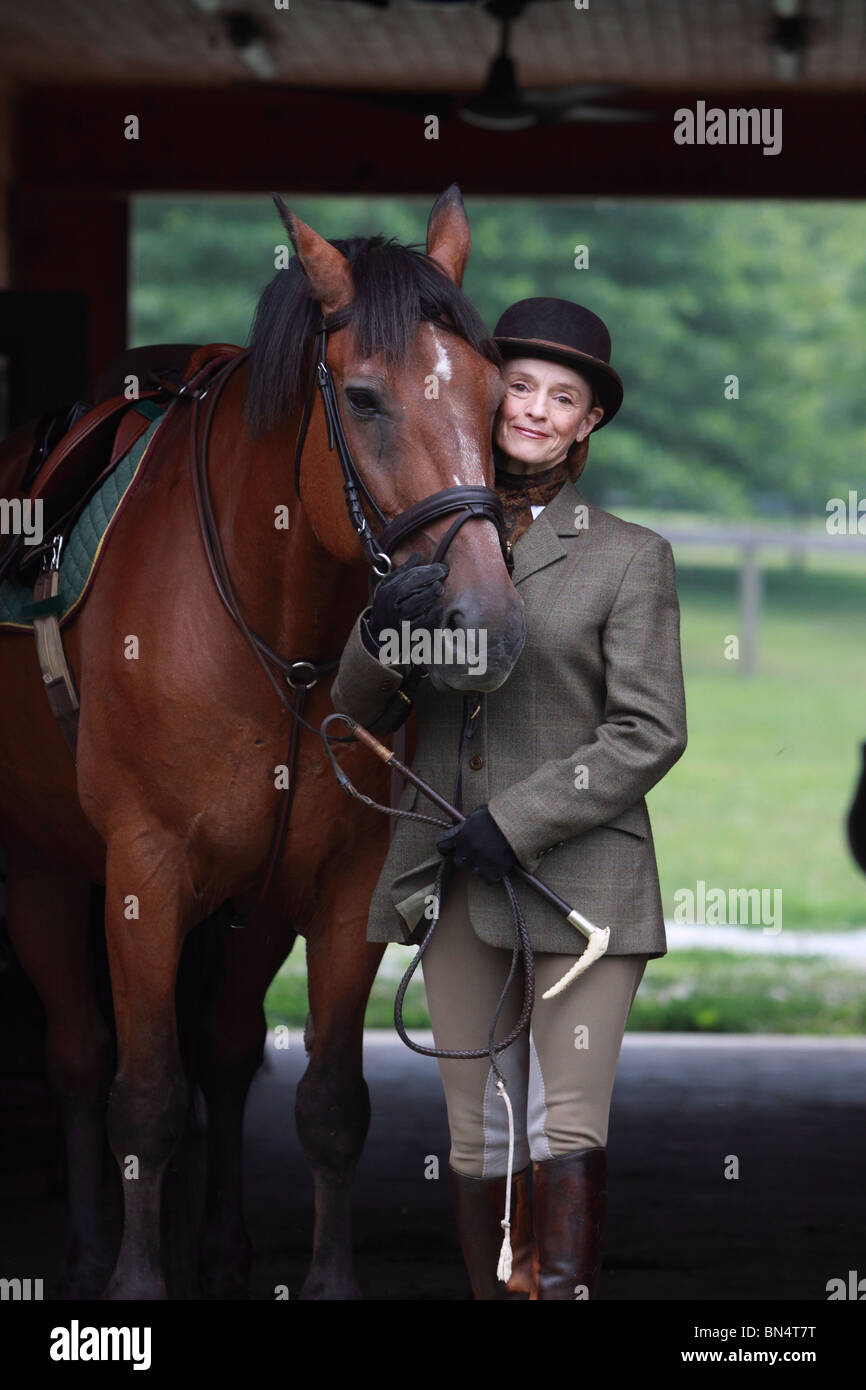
left=244, top=234, right=500, bottom=438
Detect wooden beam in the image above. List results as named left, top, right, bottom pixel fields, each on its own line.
left=11, top=84, right=866, bottom=199
left=8, top=188, right=128, bottom=390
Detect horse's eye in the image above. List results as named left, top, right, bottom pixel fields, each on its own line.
left=345, top=387, right=381, bottom=417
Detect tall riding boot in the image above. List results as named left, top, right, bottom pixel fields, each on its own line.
left=531, top=1147, right=607, bottom=1300
left=449, top=1165, right=534, bottom=1300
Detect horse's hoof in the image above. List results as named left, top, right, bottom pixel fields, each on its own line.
left=61, top=1265, right=113, bottom=1301
left=198, top=1237, right=252, bottom=1300
left=199, top=1272, right=250, bottom=1300
left=102, top=1278, right=168, bottom=1301
left=297, top=1274, right=363, bottom=1301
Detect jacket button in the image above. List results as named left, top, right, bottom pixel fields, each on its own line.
left=469, top=754, right=483, bottom=771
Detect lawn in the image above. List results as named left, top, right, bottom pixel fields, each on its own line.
left=650, top=558, right=866, bottom=930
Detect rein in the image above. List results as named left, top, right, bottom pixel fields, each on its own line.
left=186, top=308, right=517, bottom=915
left=187, top=312, right=533, bottom=1280
left=293, top=309, right=515, bottom=576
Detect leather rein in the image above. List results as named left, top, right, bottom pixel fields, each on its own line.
left=187, top=307, right=514, bottom=914
left=189, top=312, right=537, bottom=1269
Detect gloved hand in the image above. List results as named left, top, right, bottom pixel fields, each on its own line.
left=436, top=805, right=517, bottom=884
left=361, top=551, right=449, bottom=659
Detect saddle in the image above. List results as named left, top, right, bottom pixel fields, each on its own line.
left=0, top=342, right=243, bottom=759
left=0, top=342, right=241, bottom=586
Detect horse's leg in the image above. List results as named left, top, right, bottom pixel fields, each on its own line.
left=102, top=830, right=191, bottom=1301
left=296, top=883, right=385, bottom=1301
left=195, top=911, right=297, bottom=1299
left=4, top=856, right=115, bottom=1297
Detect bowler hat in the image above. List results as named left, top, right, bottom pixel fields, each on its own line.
left=493, top=298, right=623, bottom=430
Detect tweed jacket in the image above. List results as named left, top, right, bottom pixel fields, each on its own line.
left=330, top=479, right=687, bottom=958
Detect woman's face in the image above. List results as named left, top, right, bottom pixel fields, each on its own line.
left=494, top=356, right=604, bottom=471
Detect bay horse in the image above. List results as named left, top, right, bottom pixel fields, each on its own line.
left=0, top=187, right=525, bottom=1299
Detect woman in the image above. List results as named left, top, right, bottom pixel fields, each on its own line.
left=330, top=298, right=687, bottom=1300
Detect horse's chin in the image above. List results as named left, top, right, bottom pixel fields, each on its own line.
left=422, top=607, right=527, bottom=694
left=426, top=645, right=525, bottom=694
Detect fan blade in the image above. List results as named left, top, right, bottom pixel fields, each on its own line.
left=552, top=104, right=660, bottom=124
left=522, top=83, right=626, bottom=107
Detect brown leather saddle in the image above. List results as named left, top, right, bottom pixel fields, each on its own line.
left=0, top=343, right=240, bottom=586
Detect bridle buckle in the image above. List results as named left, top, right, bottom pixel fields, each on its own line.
left=286, top=660, right=320, bottom=690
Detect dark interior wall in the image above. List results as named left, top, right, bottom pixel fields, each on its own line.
left=5, top=83, right=865, bottom=398
left=7, top=189, right=127, bottom=397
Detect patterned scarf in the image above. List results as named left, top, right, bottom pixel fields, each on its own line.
left=494, top=454, right=569, bottom=550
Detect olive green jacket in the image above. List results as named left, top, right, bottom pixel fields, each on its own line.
left=330, top=479, right=687, bottom=956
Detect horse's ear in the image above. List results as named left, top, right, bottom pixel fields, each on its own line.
left=272, top=193, right=354, bottom=315
left=426, top=184, right=471, bottom=288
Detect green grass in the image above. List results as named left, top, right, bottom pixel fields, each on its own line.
left=264, top=943, right=866, bottom=1036
left=264, top=937, right=433, bottom=1034
left=628, top=950, right=866, bottom=1034
left=649, top=559, right=866, bottom=930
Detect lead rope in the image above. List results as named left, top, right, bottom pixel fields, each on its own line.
left=189, top=315, right=521, bottom=1283
left=321, top=701, right=534, bottom=1285
left=496, top=1078, right=516, bottom=1281
left=453, top=693, right=518, bottom=1280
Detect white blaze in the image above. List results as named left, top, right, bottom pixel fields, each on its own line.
left=430, top=325, right=453, bottom=381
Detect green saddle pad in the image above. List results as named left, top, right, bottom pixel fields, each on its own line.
left=0, top=400, right=168, bottom=631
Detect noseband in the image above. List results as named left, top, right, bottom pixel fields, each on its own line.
left=186, top=306, right=514, bottom=915
left=293, top=307, right=514, bottom=580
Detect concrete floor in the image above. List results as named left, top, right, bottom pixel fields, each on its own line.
left=2, top=1031, right=864, bottom=1301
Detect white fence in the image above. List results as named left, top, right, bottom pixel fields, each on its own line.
left=653, top=525, right=866, bottom=676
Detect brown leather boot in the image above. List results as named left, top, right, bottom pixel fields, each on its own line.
left=449, top=1164, right=534, bottom=1300
left=531, top=1147, right=607, bottom=1300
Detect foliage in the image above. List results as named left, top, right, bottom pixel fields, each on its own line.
left=132, top=196, right=866, bottom=515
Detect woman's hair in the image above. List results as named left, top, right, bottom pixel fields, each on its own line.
left=564, top=385, right=601, bottom=481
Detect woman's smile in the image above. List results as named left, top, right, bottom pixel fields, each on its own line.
left=494, top=356, right=603, bottom=474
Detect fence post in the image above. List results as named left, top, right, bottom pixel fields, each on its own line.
left=740, top=542, right=761, bottom=676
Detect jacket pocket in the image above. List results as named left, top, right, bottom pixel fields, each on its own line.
left=602, top=801, right=649, bottom=839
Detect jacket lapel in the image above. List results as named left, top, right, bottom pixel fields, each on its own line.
left=510, top=479, right=590, bottom=585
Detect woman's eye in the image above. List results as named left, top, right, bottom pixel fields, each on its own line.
left=508, top=382, right=528, bottom=393
left=345, top=388, right=381, bottom=416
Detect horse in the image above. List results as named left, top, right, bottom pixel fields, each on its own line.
left=0, top=186, right=525, bottom=1300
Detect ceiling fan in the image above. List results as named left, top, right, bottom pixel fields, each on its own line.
left=330, top=0, right=658, bottom=130
left=457, top=0, right=657, bottom=130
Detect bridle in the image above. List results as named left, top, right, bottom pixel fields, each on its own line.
left=186, top=304, right=514, bottom=911
left=189, top=309, right=538, bottom=1263
left=293, top=306, right=515, bottom=580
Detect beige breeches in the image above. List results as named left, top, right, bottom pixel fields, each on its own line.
left=420, top=868, right=648, bottom=1178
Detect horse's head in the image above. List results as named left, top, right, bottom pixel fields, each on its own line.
left=246, top=187, right=525, bottom=693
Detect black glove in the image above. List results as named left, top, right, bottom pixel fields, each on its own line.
left=361, top=552, right=449, bottom=659
left=437, top=805, right=517, bottom=884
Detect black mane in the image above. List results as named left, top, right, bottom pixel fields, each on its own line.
left=244, top=235, right=501, bottom=436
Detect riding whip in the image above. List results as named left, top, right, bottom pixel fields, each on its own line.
left=321, top=712, right=610, bottom=997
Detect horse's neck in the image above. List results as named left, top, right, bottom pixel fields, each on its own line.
left=207, top=373, right=367, bottom=663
